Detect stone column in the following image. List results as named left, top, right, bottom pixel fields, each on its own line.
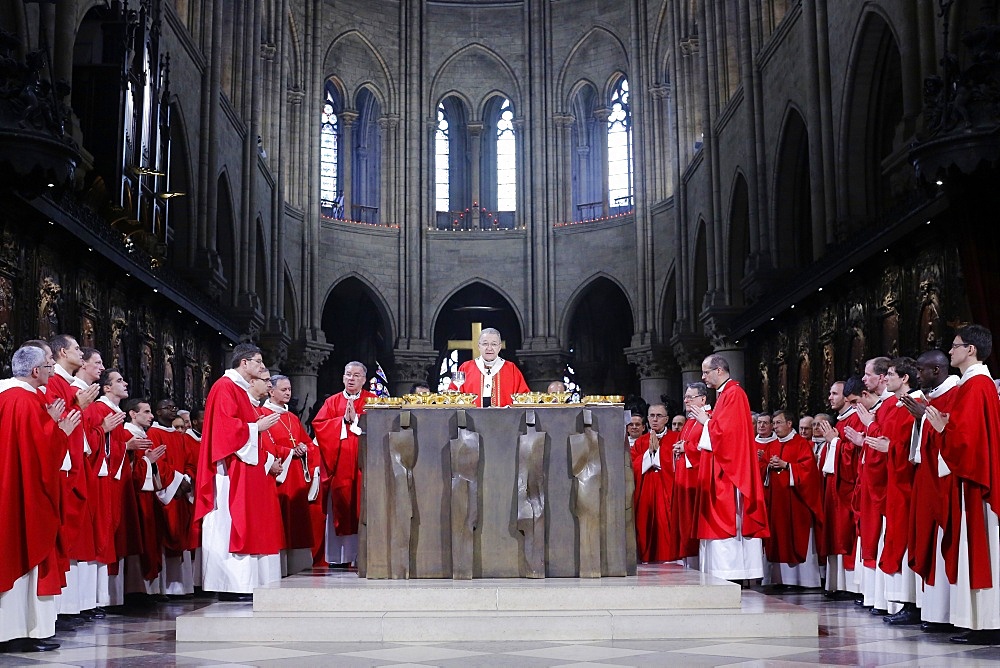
left=468, top=123, right=484, bottom=228
left=378, top=114, right=399, bottom=225
left=516, top=350, right=570, bottom=392
left=339, top=110, right=358, bottom=220
left=552, top=114, right=575, bottom=223
left=283, top=339, right=334, bottom=415
left=625, top=345, right=678, bottom=406
left=670, top=333, right=712, bottom=389
left=392, top=347, right=440, bottom=396
left=594, top=108, right=611, bottom=218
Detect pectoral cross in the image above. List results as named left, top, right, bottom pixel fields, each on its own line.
left=447, top=322, right=505, bottom=358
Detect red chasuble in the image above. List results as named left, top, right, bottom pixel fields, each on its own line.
left=451, top=358, right=529, bottom=407
left=312, top=390, right=375, bottom=536
left=695, top=380, right=769, bottom=540
left=876, top=395, right=919, bottom=575
left=817, top=409, right=861, bottom=560
left=128, top=423, right=166, bottom=580
left=0, top=384, right=67, bottom=596
left=84, top=400, right=130, bottom=566
left=667, top=416, right=706, bottom=561
left=148, top=424, right=194, bottom=555
left=194, top=374, right=284, bottom=555
left=264, top=402, right=324, bottom=550
left=631, top=431, right=677, bottom=562
left=761, top=432, right=824, bottom=565
left=854, top=395, right=894, bottom=565
left=940, top=367, right=1000, bottom=588
left=908, top=379, right=958, bottom=585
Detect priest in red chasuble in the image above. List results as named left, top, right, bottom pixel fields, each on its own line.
left=194, top=343, right=283, bottom=601
left=449, top=327, right=528, bottom=407
left=0, top=344, right=79, bottom=651
left=691, top=354, right=769, bottom=581
left=761, top=410, right=824, bottom=587
left=313, top=361, right=375, bottom=567
left=668, top=382, right=710, bottom=564
left=630, top=403, right=677, bottom=563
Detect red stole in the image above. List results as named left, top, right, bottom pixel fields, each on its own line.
left=312, top=390, right=375, bottom=536
left=453, top=358, right=529, bottom=407
left=761, top=432, right=823, bottom=564
left=631, top=431, right=677, bottom=562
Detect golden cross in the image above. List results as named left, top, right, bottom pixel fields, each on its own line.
left=447, top=322, right=506, bottom=358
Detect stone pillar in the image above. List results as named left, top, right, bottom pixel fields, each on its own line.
left=553, top=114, right=575, bottom=223
left=625, top=345, right=678, bottom=406
left=468, top=123, right=484, bottom=228
left=284, top=339, right=334, bottom=415
left=392, top=348, right=440, bottom=396
left=516, top=350, right=570, bottom=392
left=594, top=108, right=611, bottom=218
left=339, top=110, right=358, bottom=219
left=670, top=333, right=712, bottom=389
left=378, top=114, right=399, bottom=225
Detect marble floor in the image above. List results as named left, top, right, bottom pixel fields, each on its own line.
left=4, top=587, right=1000, bottom=667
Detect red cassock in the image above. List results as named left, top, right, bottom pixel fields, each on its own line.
left=817, top=409, right=861, bottom=561
left=761, top=433, right=824, bottom=565
left=853, top=396, right=895, bottom=566
left=667, top=417, right=706, bottom=561
left=312, top=391, right=375, bottom=536
left=148, top=424, right=196, bottom=556
left=46, top=371, right=97, bottom=569
left=940, top=370, right=1000, bottom=589
left=194, top=376, right=285, bottom=555
left=694, top=380, right=769, bottom=540
left=0, top=384, right=67, bottom=597
left=451, top=359, right=529, bottom=408
left=631, top=431, right=677, bottom=562
left=129, top=425, right=170, bottom=581
left=83, top=400, right=131, bottom=567
left=875, top=396, right=919, bottom=575
left=908, top=381, right=958, bottom=585
left=263, top=403, right=324, bottom=551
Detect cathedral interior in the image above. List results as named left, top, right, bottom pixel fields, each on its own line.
left=2, top=0, right=999, bottom=419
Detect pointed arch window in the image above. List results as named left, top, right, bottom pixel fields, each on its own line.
left=496, top=98, right=516, bottom=212
left=320, top=84, right=342, bottom=217
left=435, top=102, right=450, bottom=213
left=607, top=78, right=633, bottom=212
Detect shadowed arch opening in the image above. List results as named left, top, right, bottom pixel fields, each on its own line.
left=216, top=173, right=237, bottom=305
left=693, top=220, right=709, bottom=317
left=773, top=110, right=813, bottom=270
left=728, top=174, right=750, bottom=306
left=433, top=283, right=522, bottom=390
left=318, top=277, right=393, bottom=400
left=565, top=277, right=636, bottom=396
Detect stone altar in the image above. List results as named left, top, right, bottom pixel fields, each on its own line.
left=359, top=406, right=635, bottom=579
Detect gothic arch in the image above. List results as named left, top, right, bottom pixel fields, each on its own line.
left=255, top=218, right=269, bottom=307
left=692, top=218, right=709, bottom=318
left=562, top=275, right=637, bottom=396
left=321, top=272, right=397, bottom=342
left=166, top=99, right=195, bottom=269
left=215, top=171, right=238, bottom=305
left=772, top=106, right=812, bottom=271
left=283, top=265, right=298, bottom=338
left=558, top=26, right=630, bottom=103
left=727, top=171, right=751, bottom=306
left=559, top=271, right=637, bottom=345
left=323, top=30, right=395, bottom=106
left=430, top=279, right=525, bottom=341
left=603, top=70, right=629, bottom=104
left=658, top=266, right=678, bottom=340
left=838, top=9, right=904, bottom=227
left=284, top=7, right=303, bottom=90
left=430, top=44, right=522, bottom=119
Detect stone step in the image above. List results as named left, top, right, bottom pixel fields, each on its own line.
left=252, top=566, right=741, bottom=613
left=176, top=592, right=816, bottom=642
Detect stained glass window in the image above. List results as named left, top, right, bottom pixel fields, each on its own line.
left=435, top=103, right=450, bottom=212
left=320, top=87, right=340, bottom=215
left=607, top=78, right=633, bottom=210
left=496, top=98, right=516, bottom=211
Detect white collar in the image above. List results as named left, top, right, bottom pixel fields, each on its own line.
left=54, top=363, right=75, bottom=383
left=98, top=396, right=123, bottom=413
left=475, top=356, right=506, bottom=377
left=654, top=428, right=667, bottom=438
left=149, top=422, right=175, bottom=432
left=836, top=406, right=857, bottom=421
left=717, top=378, right=732, bottom=393
left=928, top=375, right=960, bottom=398
left=124, top=422, right=147, bottom=438
left=4, top=378, right=36, bottom=394
left=755, top=434, right=777, bottom=443
left=186, top=428, right=201, bottom=441
left=959, top=362, right=992, bottom=385
left=777, top=430, right=797, bottom=443
left=343, top=389, right=361, bottom=401
left=224, top=368, right=250, bottom=391
left=264, top=399, right=286, bottom=413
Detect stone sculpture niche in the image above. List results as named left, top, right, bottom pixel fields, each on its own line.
left=516, top=410, right=546, bottom=578
left=387, top=410, right=417, bottom=579
left=449, top=410, right=481, bottom=580
left=569, top=409, right=603, bottom=577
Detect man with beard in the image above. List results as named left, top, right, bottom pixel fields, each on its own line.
left=194, top=344, right=283, bottom=601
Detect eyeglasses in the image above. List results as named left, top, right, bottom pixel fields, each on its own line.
left=950, top=342, right=971, bottom=350
left=344, top=373, right=365, bottom=379
left=39, top=364, right=54, bottom=369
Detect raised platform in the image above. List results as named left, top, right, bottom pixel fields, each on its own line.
left=176, top=564, right=818, bottom=642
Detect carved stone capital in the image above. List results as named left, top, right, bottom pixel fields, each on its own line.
left=339, top=109, right=359, bottom=124
left=669, top=333, right=712, bottom=372
left=467, top=122, right=485, bottom=138
left=260, top=42, right=276, bottom=61
left=624, top=345, right=676, bottom=380
left=515, top=349, right=570, bottom=384
left=648, top=84, right=671, bottom=100
left=233, top=294, right=266, bottom=342
left=552, top=113, right=575, bottom=129
left=392, top=348, right=439, bottom=386
left=284, top=338, right=334, bottom=375
left=286, top=88, right=305, bottom=105
left=378, top=114, right=399, bottom=131
left=593, top=107, right=611, bottom=123
left=700, top=305, right=743, bottom=350
left=259, top=322, right=291, bottom=370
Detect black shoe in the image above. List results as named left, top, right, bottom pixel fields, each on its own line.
left=884, top=607, right=922, bottom=625
left=922, top=621, right=956, bottom=633
left=82, top=607, right=106, bottom=620
left=0, top=637, right=60, bottom=653
left=217, top=592, right=253, bottom=602
left=823, top=590, right=856, bottom=601
left=870, top=607, right=888, bottom=615
left=950, top=629, right=1000, bottom=644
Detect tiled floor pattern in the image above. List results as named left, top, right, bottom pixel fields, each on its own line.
left=4, top=589, right=1000, bottom=666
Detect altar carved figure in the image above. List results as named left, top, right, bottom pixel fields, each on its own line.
left=569, top=410, right=602, bottom=578
left=387, top=412, right=417, bottom=579
left=517, top=412, right=546, bottom=578
left=449, top=411, right=480, bottom=580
